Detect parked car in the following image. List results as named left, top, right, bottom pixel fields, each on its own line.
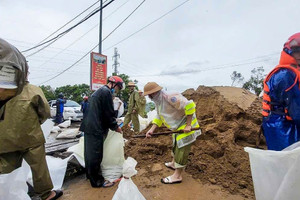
left=48, top=100, right=83, bottom=121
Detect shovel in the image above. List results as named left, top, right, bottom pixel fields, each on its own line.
left=132, top=127, right=201, bottom=138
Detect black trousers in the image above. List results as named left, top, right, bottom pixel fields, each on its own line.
left=56, top=112, right=63, bottom=124
left=84, top=131, right=107, bottom=187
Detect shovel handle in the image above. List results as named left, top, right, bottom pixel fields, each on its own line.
left=132, top=127, right=201, bottom=138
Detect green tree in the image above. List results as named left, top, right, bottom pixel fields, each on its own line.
left=55, top=84, right=92, bottom=103
left=40, top=85, right=56, bottom=101
left=242, top=66, right=265, bottom=96
left=111, top=73, right=138, bottom=104
left=230, top=71, right=244, bottom=86
left=145, top=102, right=155, bottom=112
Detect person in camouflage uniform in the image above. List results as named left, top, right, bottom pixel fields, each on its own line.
left=124, top=82, right=140, bottom=133
left=137, top=90, right=147, bottom=118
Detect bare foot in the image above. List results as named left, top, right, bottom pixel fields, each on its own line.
left=161, top=175, right=182, bottom=184
left=45, top=190, right=63, bottom=200
left=169, top=174, right=182, bottom=182
left=165, top=162, right=175, bottom=170
left=45, top=191, right=56, bottom=200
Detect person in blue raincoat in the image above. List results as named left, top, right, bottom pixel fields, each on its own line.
left=81, top=96, right=89, bottom=117
left=262, top=32, right=300, bottom=151
left=56, top=93, right=66, bottom=124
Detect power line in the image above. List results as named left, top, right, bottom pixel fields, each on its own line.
left=37, top=0, right=101, bottom=45
left=38, top=0, right=146, bottom=85
left=118, top=59, right=146, bottom=75
left=4, top=38, right=87, bottom=55
left=103, top=0, right=191, bottom=52
left=36, top=0, right=277, bottom=84
left=156, top=52, right=279, bottom=75
left=38, top=44, right=98, bottom=85
left=22, top=0, right=115, bottom=56
left=103, top=0, right=129, bottom=20
left=31, top=0, right=131, bottom=70
left=119, top=52, right=278, bottom=77
left=24, top=6, right=103, bottom=57
left=119, top=62, right=146, bottom=76
left=6, top=0, right=129, bottom=57
left=102, top=0, right=146, bottom=42
left=132, top=57, right=277, bottom=77
left=33, top=51, right=277, bottom=83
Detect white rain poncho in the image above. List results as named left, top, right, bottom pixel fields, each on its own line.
left=151, top=91, right=194, bottom=130
left=151, top=90, right=201, bottom=148
left=113, top=97, right=124, bottom=118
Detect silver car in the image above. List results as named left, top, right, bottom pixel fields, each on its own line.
left=48, top=100, right=83, bottom=121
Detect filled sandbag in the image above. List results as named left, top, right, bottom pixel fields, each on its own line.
left=101, top=131, right=125, bottom=182
left=58, top=119, right=71, bottom=128
left=245, top=142, right=300, bottom=200
left=56, top=128, right=79, bottom=139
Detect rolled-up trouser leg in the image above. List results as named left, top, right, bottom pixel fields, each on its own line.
left=23, top=144, right=53, bottom=200
left=0, top=151, right=23, bottom=174
left=84, top=132, right=105, bottom=187
left=131, top=113, right=140, bottom=133
left=172, top=139, right=192, bottom=169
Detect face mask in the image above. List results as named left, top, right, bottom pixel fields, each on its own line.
left=111, top=88, right=115, bottom=94
left=0, top=89, right=18, bottom=101
left=149, top=91, right=161, bottom=102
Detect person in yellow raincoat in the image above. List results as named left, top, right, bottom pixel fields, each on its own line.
left=124, top=82, right=140, bottom=133
left=144, top=82, right=201, bottom=184
left=0, top=39, right=62, bottom=200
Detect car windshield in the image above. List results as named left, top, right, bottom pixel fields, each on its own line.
left=65, top=100, right=80, bottom=107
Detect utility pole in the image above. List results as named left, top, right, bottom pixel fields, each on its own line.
left=99, top=0, right=103, bottom=53
left=112, top=47, right=120, bottom=75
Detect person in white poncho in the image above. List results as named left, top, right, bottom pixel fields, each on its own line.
left=144, top=82, right=201, bottom=184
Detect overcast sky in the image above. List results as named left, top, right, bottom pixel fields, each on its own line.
left=1, top=0, right=300, bottom=93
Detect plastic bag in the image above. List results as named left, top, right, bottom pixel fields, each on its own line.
left=26, top=156, right=70, bottom=190
left=112, top=157, right=146, bottom=200
left=245, top=143, right=300, bottom=200
left=122, top=157, right=137, bottom=178
left=0, top=161, right=31, bottom=200
left=56, top=128, right=79, bottom=139
left=146, top=110, right=157, bottom=126
left=101, top=131, right=125, bottom=182
left=139, top=116, right=148, bottom=132
left=67, top=137, right=85, bottom=167
left=58, top=119, right=71, bottom=128
left=41, top=119, right=54, bottom=142
left=51, top=126, right=61, bottom=134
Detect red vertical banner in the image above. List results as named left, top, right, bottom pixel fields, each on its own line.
left=90, top=52, right=107, bottom=91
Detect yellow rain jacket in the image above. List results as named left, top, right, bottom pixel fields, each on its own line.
left=151, top=91, right=201, bottom=148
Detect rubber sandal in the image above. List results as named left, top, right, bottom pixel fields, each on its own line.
left=102, top=180, right=115, bottom=188
left=161, top=176, right=182, bottom=184
left=164, top=162, right=175, bottom=170
left=48, top=190, right=63, bottom=200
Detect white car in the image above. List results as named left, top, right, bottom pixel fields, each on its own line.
left=48, top=100, right=83, bottom=121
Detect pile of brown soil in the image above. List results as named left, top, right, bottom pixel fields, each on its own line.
left=123, top=86, right=264, bottom=198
